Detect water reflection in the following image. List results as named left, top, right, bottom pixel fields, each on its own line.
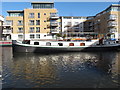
left=2, top=48, right=120, bottom=88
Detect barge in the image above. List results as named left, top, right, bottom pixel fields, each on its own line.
left=12, top=39, right=120, bottom=53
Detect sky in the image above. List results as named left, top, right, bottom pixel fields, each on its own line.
left=1, top=2, right=118, bottom=18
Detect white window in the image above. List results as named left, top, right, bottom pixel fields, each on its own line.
left=38, top=13, right=40, bottom=18
left=36, top=27, right=40, bottom=32
left=29, top=13, right=34, bottom=18
left=29, top=27, right=34, bottom=33
left=18, top=35, right=23, bottom=39
left=30, top=34, right=35, bottom=39
left=29, top=20, right=34, bottom=25
left=36, top=20, right=40, bottom=25
left=18, top=27, right=23, bottom=33
left=18, top=20, right=23, bottom=25
left=74, top=22, right=79, bottom=25
left=36, top=34, right=40, bottom=38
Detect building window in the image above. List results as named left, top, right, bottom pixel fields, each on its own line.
left=29, top=27, right=34, bottom=33
left=18, top=27, right=23, bottom=33
left=18, top=35, right=23, bottom=39
left=44, top=13, right=46, bottom=15
left=36, top=20, right=40, bottom=25
left=29, top=20, right=34, bottom=25
left=111, top=7, right=119, bottom=11
left=36, top=34, right=40, bottom=38
left=38, top=13, right=40, bottom=18
left=18, top=20, right=23, bottom=25
left=30, top=34, right=35, bottom=39
left=44, top=20, right=46, bottom=22
left=74, top=22, right=79, bottom=25
left=32, top=3, right=54, bottom=9
left=9, top=13, right=23, bottom=17
left=36, top=27, right=40, bottom=33
left=29, top=13, right=34, bottom=18
left=44, top=28, right=46, bottom=30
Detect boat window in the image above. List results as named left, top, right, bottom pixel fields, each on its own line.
left=58, top=43, right=63, bottom=46
left=34, top=42, right=39, bottom=45
left=22, top=40, right=30, bottom=44
left=80, top=43, right=85, bottom=46
left=46, top=42, right=51, bottom=46
left=69, top=43, right=74, bottom=46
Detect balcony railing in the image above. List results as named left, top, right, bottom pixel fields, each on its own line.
left=65, top=23, right=72, bottom=27
left=50, top=22, right=58, bottom=26
left=108, top=24, right=117, bottom=27
left=3, top=23, right=12, bottom=26
left=50, top=14, right=59, bottom=19
left=50, top=29, right=59, bottom=33
left=2, top=29, right=12, bottom=34
left=108, top=17, right=117, bottom=21
left=109, top=28, right=117, bottom=33
left=89, top=23, right=94, bottom=26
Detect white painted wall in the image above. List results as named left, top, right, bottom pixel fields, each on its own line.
left=61, top=16, right=87, bottom=36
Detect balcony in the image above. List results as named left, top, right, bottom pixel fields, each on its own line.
left=3, top=23, right=12, bottom=26
left=108, top=24, right=117, bottom=27
left=89, top=23, right=94, bottom=26
left=50, top=22, right=58, bottom=27
left=2, top=29, right=12, bottom=34
left=65, top=23, right=72, bottom=27
left=109, top=28, right=117, bottom=33
left=107, top=17, right=117, bottom=21
left=50, top=29, right=59, bottom=33
left=50, top=14, right=59, bottom=19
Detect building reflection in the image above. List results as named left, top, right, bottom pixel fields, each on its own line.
left=2, top=50, right=120, bottom=88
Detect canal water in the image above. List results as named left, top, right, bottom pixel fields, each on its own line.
left=1, top=47, right=120, bottom=88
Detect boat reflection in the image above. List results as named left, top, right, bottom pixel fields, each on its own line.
left=2, top=50, right=120, bottom=88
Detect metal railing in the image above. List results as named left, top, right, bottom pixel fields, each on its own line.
left=50, top=22, right=58, bottom=26
left=2, top=29, right=12, bottom=34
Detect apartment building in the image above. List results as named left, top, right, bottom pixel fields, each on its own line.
left=6, top=2, right=60, bottom=40
left=0, top=15, right=4, bottom=40
left=84, top=4, right=120, bottom=40
left=60, top=16, right=87, bottom=38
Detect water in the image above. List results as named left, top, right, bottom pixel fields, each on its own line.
left=1, top=47, right=120, bottom=88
